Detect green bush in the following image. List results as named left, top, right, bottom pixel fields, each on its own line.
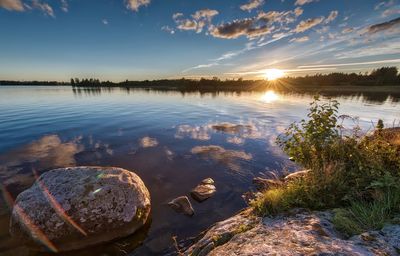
left=253, top=96, right=400, bottom=234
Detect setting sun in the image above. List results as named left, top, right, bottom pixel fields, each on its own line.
left=265, top=69, right=285, bottom=81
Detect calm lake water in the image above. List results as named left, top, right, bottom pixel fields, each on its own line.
left=0, top=86, right=399, bottom=255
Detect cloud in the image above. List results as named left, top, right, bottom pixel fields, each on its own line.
left=210, top=9, right=302, bottom=39
left=289, top=36, right=309, bottom=42
left=293, top=17, right=324, bottom=33
left=375, top=0, right=395, bottom=10
left=102, top=19, right=109, bottom=25
left=342, top=27, right=354, bottom=34
left=125, top=0, right=150, bottom=12
left=366, top=17, right=400, bottom=34
left=240, top=0, right=264, bottom=12
left=382, top=8, right=400, bottom=17
left=325, top=10, right=338, bottom=24
left=60, top=0, right=68, bottom=12
left=298, top=58, right=400, bottom=69
left=295, top=0, right=318, bottom=6
left=173, top=9, right=219, bottom=33
left=192, top=9, right=219, bottom=21
left=31, top=0, right=55, bottom=17
left=162, top=25, right=175, bottom=34
left=334, top=40, right=400, bottom=59
left=0, top=0, right=24, bottom=11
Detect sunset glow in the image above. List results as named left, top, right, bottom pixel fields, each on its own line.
left=265, top=69, right=285, bottom=81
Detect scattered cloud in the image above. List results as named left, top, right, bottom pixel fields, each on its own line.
left=240, top=0, right=264, bottom=12
left=173, top=9, right=219, bottom=33
left=289, top=36, right=310, bottom=42
left=0, top=0, right=24, bottom=11
left=325, top=10, right=338, bottom=24
left=382, top=8, right=400, bottom=17
left=342, top=27, right=354, bottom=34
left=210, top=9, right=302, bottom=39
left=375, top=0, right=395, bottom=10
left=335, top=40, right=400, bottom=59
left=293, top=17, right=324, bottom=33
left=192, top=9, right=219, bottom=21
left=162, top=25, right=175, bottom=34
left=31, top=0, right=55, bottom=17
left=366, top=17, right=400, bottom=34
left=60, top=0, right=68, bottom=12
left=102, top=19, right=109, bottom=25
left=125, top=0, right=150, bottom=12
left=298, top=58, right=400, bottom=69
left=295, top=0, right=318, bottom=6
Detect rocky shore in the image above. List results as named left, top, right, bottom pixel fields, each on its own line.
left=183, top=208, right=400, bottom=255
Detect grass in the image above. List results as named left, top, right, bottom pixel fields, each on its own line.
left=252, top=96, right=400, bottom=236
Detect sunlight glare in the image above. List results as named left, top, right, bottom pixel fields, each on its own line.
left=261, top=90, right=279, bottom=103
left=265, top=69, right=285, bottom=81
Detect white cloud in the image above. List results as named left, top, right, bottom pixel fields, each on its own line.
left=31, top=0, right=55, bottom=17
left=325, top=10, right=338, bottom=24
left=60, top=0, right=68, bottom=12
left=173, top=9, right=219, bottom=33
left=0, top=0, right=24, bottom=11
left=102, top=19, right=109, bottom=25
left=289, top=36, right=310, bottom=42
left=295, top=0, right=318, bottom=6
left=162, top=25, right=175, bottom=34
left=240, top=0, right=264, bottom=12
left=293, top=17, right=324, bottom=33
left=125, top=0, right=150, bottom=12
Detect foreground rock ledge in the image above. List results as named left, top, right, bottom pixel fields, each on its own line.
left=9, top=166, right=151, bottom=252
left=184, top=209, right=400, bottom=256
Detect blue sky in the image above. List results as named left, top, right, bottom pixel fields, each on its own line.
left=0, top=0, right=399, bottom=81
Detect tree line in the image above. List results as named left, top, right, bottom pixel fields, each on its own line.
left=1, top=67, right=399, bottom=90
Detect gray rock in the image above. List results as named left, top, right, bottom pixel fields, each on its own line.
left=191, top=178, right=216, bottom=202
left=184, top=209, right=400, bottom=256
left=168, top=196, right=194, bottom=216
left=9, top=166, right=151, bottom=252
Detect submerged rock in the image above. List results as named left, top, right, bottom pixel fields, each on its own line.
left=184, top=209, right=400, bottom=256
left=9, top=166, right=151, bottom=252
left=168, top=196, right=194, bottom=216
left=191, top=178, right=216, bottom=202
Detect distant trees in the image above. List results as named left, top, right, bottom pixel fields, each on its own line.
left=370, top=67, right=399, bottom=85
left=1, top=66, right=399, bottom=88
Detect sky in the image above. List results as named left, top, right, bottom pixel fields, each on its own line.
left=0, top=0, right=399, bottom=81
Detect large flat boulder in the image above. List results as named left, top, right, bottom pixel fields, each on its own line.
left=9, top=166, right=151, bottom=252
left=184, top=209, right=400, bottom=256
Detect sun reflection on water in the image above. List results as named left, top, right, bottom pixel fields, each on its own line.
left=261, top=90, right=279, bottom=103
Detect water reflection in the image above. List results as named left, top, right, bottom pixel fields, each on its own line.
left=261, top=90, right=279, bottom=103
left=191, top=145, right=252, bottom=173
left=0, top=86, right=399, bottom=255
left=70, top=86, right=400, bottom=104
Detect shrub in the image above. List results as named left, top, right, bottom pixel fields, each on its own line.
left=253, top=96, right=400, bottom=233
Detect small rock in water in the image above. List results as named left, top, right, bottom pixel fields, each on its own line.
left=168, top=196, right=194, bottom=216
left=191, top=178, right=216, bottom=202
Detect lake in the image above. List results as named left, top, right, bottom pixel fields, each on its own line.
left=0, top=86, right=399, bottom=255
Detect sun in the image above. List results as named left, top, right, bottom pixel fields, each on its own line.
left=265, top=69, right=285, bottom=81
